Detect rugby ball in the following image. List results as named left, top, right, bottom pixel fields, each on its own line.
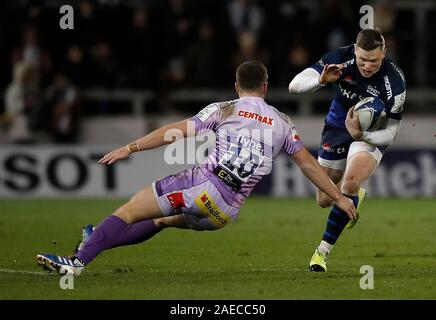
left=354, top=97, right=386, bottom=131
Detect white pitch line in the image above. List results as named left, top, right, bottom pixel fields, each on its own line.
left=0, top=268, right=56, bottom=275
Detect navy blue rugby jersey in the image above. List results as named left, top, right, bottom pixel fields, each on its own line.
left=310, top=45, right=406, bottom=129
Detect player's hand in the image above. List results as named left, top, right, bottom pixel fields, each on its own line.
left=318, top=64, right=344, bottom=84
left=345, top=106, right=363, bottom=140
left=98, top=147, right=130, bottom=165
left=335, top=195, right=357, bottom=221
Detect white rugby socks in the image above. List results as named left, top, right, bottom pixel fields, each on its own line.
left=317, top=240, right=333, bottom=257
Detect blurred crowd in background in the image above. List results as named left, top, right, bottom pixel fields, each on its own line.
left=0, top=0, right=435, bottom=144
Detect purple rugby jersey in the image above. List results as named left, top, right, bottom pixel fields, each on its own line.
left=191, top=96, right=303, bottom=205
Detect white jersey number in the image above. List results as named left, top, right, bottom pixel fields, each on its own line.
left=218, top=139, right=264, bottom=182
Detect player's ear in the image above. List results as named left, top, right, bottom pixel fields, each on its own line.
left=263, top=82, right=268, bottom=96
left=235, top=82, right=239, bottom=96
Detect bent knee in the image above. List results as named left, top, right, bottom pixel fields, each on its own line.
left=317, top=198, right=334, bottom=208
left=113, top=201, right=137, bottom=224
left=316, top=193, right=334, bottom=208
left=341, top=177, right=360, bottom=195
left=153, top=217, right=169, bottom=229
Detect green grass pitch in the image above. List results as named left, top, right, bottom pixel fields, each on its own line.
left=0, top=197, right=435, bottom=300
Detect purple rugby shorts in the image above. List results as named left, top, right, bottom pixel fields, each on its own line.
left=152, top=166, right=241, bottom=230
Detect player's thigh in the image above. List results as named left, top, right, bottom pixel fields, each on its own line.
left=315, top=166, right=344, bottom=206
left=315, top=166, right=343, bottom=196
left=321, top=166, right=344, bottom=184
left=342, top=141, right=382, bottom=191
left=317, top=124, right=353, bottom=173
left=114, top=186, right=163, bottom=224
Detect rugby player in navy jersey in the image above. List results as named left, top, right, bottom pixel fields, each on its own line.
left=288, top=29, right=406, bottom=271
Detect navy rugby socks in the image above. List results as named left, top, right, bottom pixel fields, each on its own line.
left=322, top=194, right=359, bottom=245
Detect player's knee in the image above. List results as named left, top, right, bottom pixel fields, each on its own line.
left=113, top=201, right=136, bottom=224
left=153, top=218, right=169, bottom=229
left=316, top=193, right=333, bottom=208
left=317, top=197, right=333, bottom=208
left=341, top=176, right=360, bottom=195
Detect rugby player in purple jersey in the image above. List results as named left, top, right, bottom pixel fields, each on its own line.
left=37, top=61, right=356, bottom=275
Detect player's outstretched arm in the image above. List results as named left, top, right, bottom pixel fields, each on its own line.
left=288, top=68, right=324, bottom=94
left=317, top=64, right=344, bottom=85
left=290, top=146, right=357, bottom=220
left=98, top=118, right=192, bottom=165
left=288, top=64, right=343, bottom=94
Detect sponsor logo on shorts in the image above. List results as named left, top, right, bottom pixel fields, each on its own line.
left=214, top=167, right=242, bottom=190
left=194, top=192, right=231, bottom=227
left=167, top=192, right=185, bottom=213
left=321, top=143, right=345, bottom=154
left=322, top=143, right=333, bottom=152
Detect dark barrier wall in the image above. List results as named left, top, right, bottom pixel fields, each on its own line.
left=254, top=149, right=436, bottom=198
left=0, top=147, right=435, bottom=198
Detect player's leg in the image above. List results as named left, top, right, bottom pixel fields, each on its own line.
left=102, top=215, right=189, bottom=249
left=322, top=144, right=378, bottom=244
left=73, top=214, right=191, bottom=255
left=315, top=124, right=349, bottom=208
left=71, top=186, right=164, bottom=265
left=73, top=165, right=235, bottom=266
left=37, top=166, right=239, bottom=275
left=315, top=166, right=344, bottom=208
left=310, top=125, right=353, bottom=271
left=342, top=142, right=381, bottom=228
left=37, top=185, right=166, bottom=274
left=310, top=142, right=382, bottom=271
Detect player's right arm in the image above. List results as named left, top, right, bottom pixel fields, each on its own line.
left=288, top=49, right=344, bottom=94
left=98, top=102, right=222, bottom=165
left=290, top=147, right=357, bottom=220
left=98, top=118, right=194, bottom=165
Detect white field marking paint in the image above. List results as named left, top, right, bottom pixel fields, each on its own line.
left=0, top=268, right=57, bottom=276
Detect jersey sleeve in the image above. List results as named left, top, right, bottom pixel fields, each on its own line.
left=310, top=49, right=344, bottom=74
left=282, top=118, right=304, bottom=155
left=191, top=103, right=220, bottom=134
left=384, top=65, right=406, bottom=120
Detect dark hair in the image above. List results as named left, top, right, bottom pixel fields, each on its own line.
left=235, top=60, right=268, bottom=90
left=356, top=29, right=385, bottom=51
